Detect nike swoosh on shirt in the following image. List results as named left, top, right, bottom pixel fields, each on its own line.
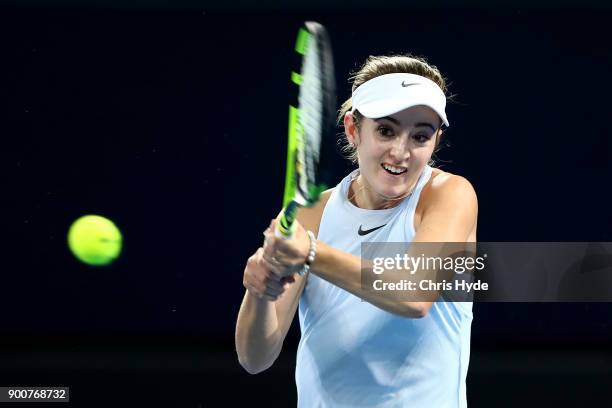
left=358, top=224, right=387, bottom=236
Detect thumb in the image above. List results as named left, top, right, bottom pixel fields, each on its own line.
left=270, top=218, right=281, bottom=237
left=281, top=275, right=295, bottom=284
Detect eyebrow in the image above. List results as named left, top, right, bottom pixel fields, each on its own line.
left=376, top=116, right=437, bottom=132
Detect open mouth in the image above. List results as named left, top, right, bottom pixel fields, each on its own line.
left=381, top=163, right=407, bottom=175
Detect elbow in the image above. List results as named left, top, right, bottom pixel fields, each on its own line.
left=245, top=366, right=265, bottom=375
left=238, top=359, right=264, bottom=375
left=236, top=346, right=280, bottom=375
left=411, top=306, right=429, bottom=319
left=237, top=356, right=274, bottom=375
left=400, top=302, right=432, bottom=319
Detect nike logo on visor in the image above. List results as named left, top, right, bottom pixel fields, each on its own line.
left=401, top=81, right=418, bottom=87
left=358, top=224, right=387, bottom=236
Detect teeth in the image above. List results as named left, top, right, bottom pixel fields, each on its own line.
left=382, top=164, right=406, bottom=174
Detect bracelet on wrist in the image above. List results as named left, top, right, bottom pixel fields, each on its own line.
left=299, top=230, right=317, bottom=276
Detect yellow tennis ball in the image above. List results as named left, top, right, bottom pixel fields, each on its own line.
left=67, top=215, right=123, bottom=266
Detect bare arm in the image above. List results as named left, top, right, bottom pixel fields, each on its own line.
left=235, top=191, right=331, bottom=374
left=235, top=262, right=306, bottom=374
left=314, top=174, right=477, bottom=317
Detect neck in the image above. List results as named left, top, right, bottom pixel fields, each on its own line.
left=349, top=174, right=416, bottom=210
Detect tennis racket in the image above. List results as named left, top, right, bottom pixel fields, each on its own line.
left=276, top=21, right=336, bottom=239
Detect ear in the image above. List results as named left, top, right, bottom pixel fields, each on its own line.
left=343, top=112, right=360, bottom=146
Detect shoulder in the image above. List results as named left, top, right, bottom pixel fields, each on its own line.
left=425, top=168, right=477, bottom=203
left=414, top=168, right=478, bottom=240
left=296, top=188, right=334, bottom=236
left=417, top=168, right=478, bottom=219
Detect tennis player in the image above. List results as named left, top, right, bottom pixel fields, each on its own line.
left=236, top=54, right=477, bottom=407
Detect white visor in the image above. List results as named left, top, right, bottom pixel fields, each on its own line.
left=351, top=73, right=449, bottom=127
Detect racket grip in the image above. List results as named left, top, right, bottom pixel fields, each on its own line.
left=275, top=201, right=298, bottom=239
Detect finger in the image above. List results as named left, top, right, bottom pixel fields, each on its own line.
left=265, top=279, right=284, bottom=293
left=274, top=240, right=304, bottom=258
left=262, top=226, right=271, bottom=242
left=275, top=264, right=302, bottom=278
left=259, top=256, right=284, bottom=279
left=256, top=246, right=275, bottom=264
left=263, top=256, right=298, bottom=278
left=262, top=232, right=278, bottom=256
left=244, top=273, right=268, bottom=296
left=280, top=276, right=295, bottom=290
left=265, top=263, right=296, bottom=280
left=267, top=252, right=301, bottom=269
left=259, top=247, right=286, bottom=267
left=263, top=293, right=279, bottom=302
left=262, top=253, right=286, bottom=268
left=254, top=247, right=265, bottom=259
left=267, top=236, right=300, bottom=257
left=244, top=281, right=262, bottom=298
left=265, top=284, right=284, bottom=298
left=281, top=276, right=295, bottom=286
left=248, top=284, right=277, bottom=302
left=265, top=219, right=276, bottom=237
left=260, top=251, right=278, bottom=265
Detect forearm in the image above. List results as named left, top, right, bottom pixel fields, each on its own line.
left=311, top=241, right=430, bottom=318
left=235, top=291, right=282, bottom=374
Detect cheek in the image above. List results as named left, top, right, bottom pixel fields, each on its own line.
left=361, top=146, right=386, bottom=165
left=414, top=141, right=436, bottom=159
left=358, top=137, right=387, bottom=157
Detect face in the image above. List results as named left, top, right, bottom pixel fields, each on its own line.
left=344, top=105, right=442, bottom=209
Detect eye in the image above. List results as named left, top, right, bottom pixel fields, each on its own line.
left=377, top=126, right=394, bottom=137
left=413, top=134, right=432, bottom=144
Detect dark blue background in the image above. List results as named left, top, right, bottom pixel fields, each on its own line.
left=2, top=7, right=612, bottom=407
left=2, top=8, right=611, bottom=346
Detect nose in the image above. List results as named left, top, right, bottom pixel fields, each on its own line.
left=389, top=135, right=410, bottom=161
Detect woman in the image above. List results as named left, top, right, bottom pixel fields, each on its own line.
left=236, top=54, right=478, bottom=407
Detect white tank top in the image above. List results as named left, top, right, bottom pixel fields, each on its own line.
left=296, top=165, right=473, bottom=407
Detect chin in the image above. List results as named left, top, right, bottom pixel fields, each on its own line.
left=378, top=186, right=411, bottom=201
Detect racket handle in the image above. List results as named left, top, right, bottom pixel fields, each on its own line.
left=275, top=201, right=299, bottom=239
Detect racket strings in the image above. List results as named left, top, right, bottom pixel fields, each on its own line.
left=296, top=33, right=324, bottom=204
